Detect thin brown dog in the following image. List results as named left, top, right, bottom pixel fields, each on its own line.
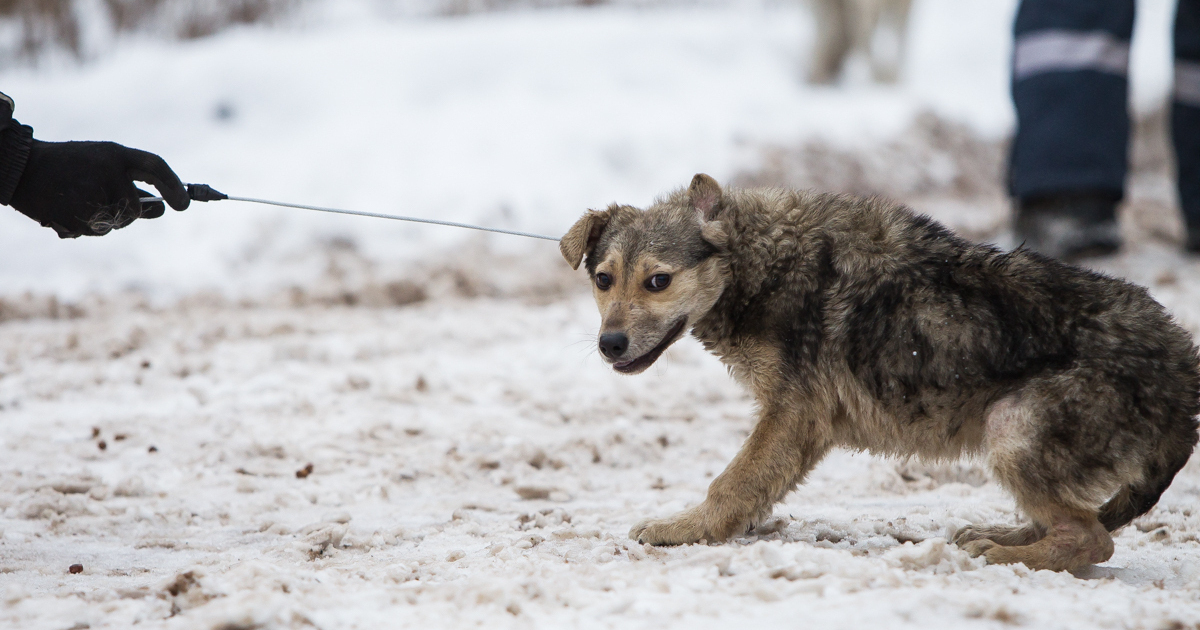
left=561, top=174, right=1200, bottom=572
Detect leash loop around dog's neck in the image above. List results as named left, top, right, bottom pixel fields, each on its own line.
left=141, top=184, right=562, bottom=242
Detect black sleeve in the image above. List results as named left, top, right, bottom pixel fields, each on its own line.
left=0, top=92, right=33, bottom=207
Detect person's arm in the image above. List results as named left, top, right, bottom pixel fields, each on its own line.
left=0, top=92, right=32, bottom=212
left=0, top=91, right=190, bottom=238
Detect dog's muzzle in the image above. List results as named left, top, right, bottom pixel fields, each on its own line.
left=606, top=318, right=688, bottom=374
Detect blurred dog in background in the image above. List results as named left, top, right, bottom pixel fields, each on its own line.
left=808, top=0, right=913, bottom=84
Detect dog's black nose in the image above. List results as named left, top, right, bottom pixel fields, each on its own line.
left=598, top=333, right=629, bottom=359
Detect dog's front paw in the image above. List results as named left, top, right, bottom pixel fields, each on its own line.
left=630, top=504, right=744, bottom=546
left=630, top=514, right=706, bottom=546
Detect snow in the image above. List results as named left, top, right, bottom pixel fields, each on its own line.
left=3, top=0, right=1200, bottom=628
left=5, top=277, right=1200, bottom=629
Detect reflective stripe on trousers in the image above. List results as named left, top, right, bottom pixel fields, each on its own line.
left=1013, top=30, right=1130, bottom=80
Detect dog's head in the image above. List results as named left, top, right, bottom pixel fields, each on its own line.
left=560, top=173, right=731, bottom=374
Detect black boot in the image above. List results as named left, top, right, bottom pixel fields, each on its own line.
left=1014, top=192, right=1121, bottom=261
left=1185, top=226, right=1200, bottom=254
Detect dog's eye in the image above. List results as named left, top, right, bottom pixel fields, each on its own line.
left=645, top=274, right=671, bottom=291
left=595, top=273, right=613, bottom=290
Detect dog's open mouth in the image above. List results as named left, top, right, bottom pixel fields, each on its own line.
left=612, top=318, right=688, bottom=374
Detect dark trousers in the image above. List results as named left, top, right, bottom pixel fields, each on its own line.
left=1010, top=0, right=1200, bottom=229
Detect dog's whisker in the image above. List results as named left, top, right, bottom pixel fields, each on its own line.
left=566, top=337, right=596, bottom=350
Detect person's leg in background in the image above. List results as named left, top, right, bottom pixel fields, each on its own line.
left=1009, top=0, right=1135, bottom=260
left=1174, top=0, right=1200, bottom=251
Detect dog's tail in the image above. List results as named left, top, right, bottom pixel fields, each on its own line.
left=1097, top=435, right=1195, bottom=532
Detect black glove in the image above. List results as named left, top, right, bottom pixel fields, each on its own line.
left=8, top=140, right=190, bottom=238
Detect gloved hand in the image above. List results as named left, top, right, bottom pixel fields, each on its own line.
left=8, top=140, right=190, bottom=238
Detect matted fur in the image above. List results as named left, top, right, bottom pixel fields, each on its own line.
left=562, top=174, right=1200, bottom=572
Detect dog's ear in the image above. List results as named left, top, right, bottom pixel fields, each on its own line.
left=689, top=173, right=729, bottom=249
left=689, top=173, right=723, bottom=221
left=560, top=208, right=612, bottom=270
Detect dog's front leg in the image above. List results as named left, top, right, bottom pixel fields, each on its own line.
left=631, top=404, right=831, bottom=545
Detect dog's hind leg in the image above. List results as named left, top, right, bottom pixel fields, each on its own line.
left=961, top=509, right=1113, bottom=572
left=953, top=522, right=1046, bottom=547
left=867, top=0, right=912, bottom=83
left=962, top=381, right=1131, bottom=571
left=808, top=0, right=853, bottom=84
left=631, top=400, right=832, bottom=546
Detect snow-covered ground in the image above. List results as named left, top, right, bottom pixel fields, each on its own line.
left=5, top=0, right=1200, bottom=628
left=5, top=259, right=1200, bottom=630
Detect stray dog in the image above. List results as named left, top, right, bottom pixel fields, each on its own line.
left=808, top=0, right=912, bottom=84
left=561, top=174, right=1200, bottom=572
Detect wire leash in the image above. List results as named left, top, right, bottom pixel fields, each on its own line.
left=140, top=184, right=562, bottom=242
